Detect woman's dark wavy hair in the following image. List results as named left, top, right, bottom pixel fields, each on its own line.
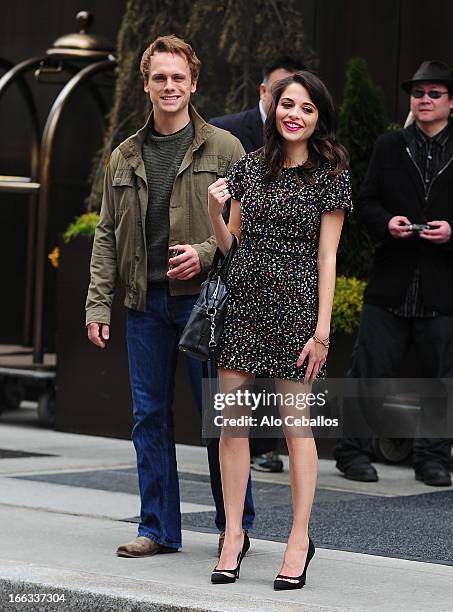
left=262, top=71, right=349, bottom=184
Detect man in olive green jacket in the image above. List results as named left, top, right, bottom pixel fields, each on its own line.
left=86, top=35, right=255, bottom=557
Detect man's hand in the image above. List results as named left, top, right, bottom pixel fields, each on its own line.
left=419, top=221, right=452, bottom=244
left=167, top=244, right=201, bottom=280
left=388, top=216, right=413, bottom=239
left=87, top=322, right=110, bottom=348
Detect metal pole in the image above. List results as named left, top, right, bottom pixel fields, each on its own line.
left=32, top=58, right=115, bottom=364
left=0, top=57, right=45, bottom=346
left=0, top=56, right=107, bottom=348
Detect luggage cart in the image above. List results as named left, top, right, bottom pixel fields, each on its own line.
left=0, top=12, right=115, bottom=426
left=0, top=347, right=56, bottom=426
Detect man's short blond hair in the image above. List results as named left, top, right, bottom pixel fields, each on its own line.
left=140, top=35, right=201, bottom=83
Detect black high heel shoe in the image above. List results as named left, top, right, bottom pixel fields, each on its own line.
left=211, top=531, right=250, bottom=584
left=273, top=536, right=315, bottom=591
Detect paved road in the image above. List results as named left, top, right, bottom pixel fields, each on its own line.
left=0, top=409, right=452, bottom=611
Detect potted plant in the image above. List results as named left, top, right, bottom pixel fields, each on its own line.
left=328, top=275, right=366, bottom=376
left=53, top=214, right=134, bottom=438
left=53, top=214, right=203, bottom=443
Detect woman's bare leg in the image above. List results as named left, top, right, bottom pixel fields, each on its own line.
left=275, top=379, right=318, bottom=579
left=215, top=367, right=255, bottom=574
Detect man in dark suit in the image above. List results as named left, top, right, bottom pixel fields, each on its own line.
left=210, top=56, right=306, bottom=153
left=334, top=61, right=453, bottom=486
left=210, top=56, right=306, bottom=473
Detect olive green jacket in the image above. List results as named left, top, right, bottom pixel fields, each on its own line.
left=85, top=105, right=244, bottom=325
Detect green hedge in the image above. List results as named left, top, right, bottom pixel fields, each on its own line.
left=331, top=275, right=366, bottom=335
left=336, top=57, right=389, bottom=280
left=63, top=213, right=100, bottom=243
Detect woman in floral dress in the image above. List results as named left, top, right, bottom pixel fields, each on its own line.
left=208, top=71, right=352, bottom=590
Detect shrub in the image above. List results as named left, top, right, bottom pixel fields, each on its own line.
left=331, top=275, right=366, bottom=335
left=337, top=57, right=389, bottom=280
left=63, top=213, right=100, bottom=243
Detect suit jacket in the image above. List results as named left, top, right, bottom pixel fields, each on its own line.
left=359, top=122, right=453, bottom=315
left=209, top=105, right=264, bottom=153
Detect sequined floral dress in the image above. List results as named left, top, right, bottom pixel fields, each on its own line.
left=216, top=151, right=352, bottom=380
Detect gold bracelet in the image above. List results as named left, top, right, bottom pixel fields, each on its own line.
left=313, top=334, right=330, bottom=349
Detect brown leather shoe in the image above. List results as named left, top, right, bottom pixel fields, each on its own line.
left=116, top=536, right=178, bottom=558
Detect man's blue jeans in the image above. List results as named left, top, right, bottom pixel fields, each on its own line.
left=126, top=288, right=255, bottom=549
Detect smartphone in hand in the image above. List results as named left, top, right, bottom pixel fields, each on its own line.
left=407, top=223, right=430, bottom=232
left=168, top=247, right=181, bottom=270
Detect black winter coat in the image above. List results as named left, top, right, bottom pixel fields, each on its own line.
left=358, top=123, right=453, bottom=315
left=209, top=105, right=263, bottom=153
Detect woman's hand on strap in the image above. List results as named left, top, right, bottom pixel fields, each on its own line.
left=208, top=178, right=230, bottom=219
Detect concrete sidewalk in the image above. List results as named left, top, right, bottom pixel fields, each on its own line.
left=0, top=421, right=452, bottom=611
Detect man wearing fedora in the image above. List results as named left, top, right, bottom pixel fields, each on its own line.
left=334, top=60, right=453, bottom=486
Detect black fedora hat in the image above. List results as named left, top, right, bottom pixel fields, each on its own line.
left=401, top=60, right=453, bottom=93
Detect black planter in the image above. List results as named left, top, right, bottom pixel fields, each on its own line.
left=55, top=236, right=201, bottom=443
left=327, top=331, right=356, bottom=377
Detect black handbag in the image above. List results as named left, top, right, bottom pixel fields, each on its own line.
left=179, top=235, right=237, bottom=361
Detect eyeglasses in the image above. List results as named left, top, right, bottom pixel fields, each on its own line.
left=410, top=89, right=449, bottom=99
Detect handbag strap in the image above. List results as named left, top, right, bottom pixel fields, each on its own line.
left=202, top=360, right=218, bottom=379
left=208, top=234, right=238, bottom=281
